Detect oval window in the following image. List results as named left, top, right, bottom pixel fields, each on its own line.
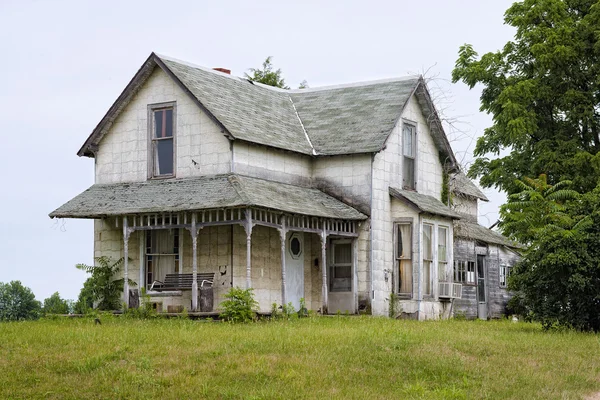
left=290, top=236, right=302, bottom=258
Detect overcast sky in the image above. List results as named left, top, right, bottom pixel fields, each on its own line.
left=0, top=0, right=516, bottom=301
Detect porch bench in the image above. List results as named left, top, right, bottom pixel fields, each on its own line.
left=151, top=273, right=215, bottom=291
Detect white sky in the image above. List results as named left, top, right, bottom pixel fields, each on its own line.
left=0, top=0, right=516, bottom=301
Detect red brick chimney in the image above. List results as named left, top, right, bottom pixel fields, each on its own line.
left=213, top=68, right=231, bottom=75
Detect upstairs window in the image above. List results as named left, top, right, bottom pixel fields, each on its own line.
left=150, top=104, right=175, bottom=178
left=403, top=123, right=416, bottom=190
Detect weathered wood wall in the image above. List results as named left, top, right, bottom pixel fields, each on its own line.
left=453, top=238, right=520, bottom=319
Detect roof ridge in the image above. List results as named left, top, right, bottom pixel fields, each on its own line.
left=289, top=75, right=421, bottom=93
left=156, top=53, right=421, bottom=94
left=288, top=95, right=316, bottom=155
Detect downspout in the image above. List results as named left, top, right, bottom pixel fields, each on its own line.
left=417, top=214, right=423, bottom=320
left=370, top=153, right=375, bottom=307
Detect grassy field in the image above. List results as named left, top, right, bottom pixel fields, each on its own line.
left=1, top=316, right=599, bottom=399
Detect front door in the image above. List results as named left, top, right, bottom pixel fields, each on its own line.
left=285, top=232, right=304, bottom=311
left=328, top=239, right=355, bottom=313
left=477, top=255, right=487, bottom=319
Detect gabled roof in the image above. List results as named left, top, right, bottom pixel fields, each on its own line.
left=289, top=77, right=420, bottom=155
left=454, top=218, right=521, bottom=249
left=451, top=172, right=488, bottom=201
left=48, top=174, right=367, bottom=220
left=389, top=187, right=461, bottom=219
left=77, top=53, right=457, bottom=166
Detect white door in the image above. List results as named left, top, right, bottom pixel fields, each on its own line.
left=328, top=239, right=355, bottom=314
left=285, top=232, right=304, bottom=310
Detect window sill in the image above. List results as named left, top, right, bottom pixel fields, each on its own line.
left=149, top=175, right=176, bottom=181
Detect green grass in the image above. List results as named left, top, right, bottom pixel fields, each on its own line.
left=1, top=317, right=599, bottom=399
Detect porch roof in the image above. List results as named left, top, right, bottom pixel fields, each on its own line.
left=454, top=219, right=521, bottom=249
left=49, top=174, right=367, bottom=220
left=389, top=187, right=461, bottom=219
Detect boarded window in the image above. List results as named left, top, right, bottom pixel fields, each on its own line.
left=152, top=108, right=175, bottom=177
left=422, top=224, right=433, bottom=295
left=403, top=124, right=416, bottom=190
left=395, top=223, right=412, bottom=296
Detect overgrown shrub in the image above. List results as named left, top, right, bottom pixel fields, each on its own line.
left=0, top=281, right=41, bottom=321
left=76, top=256, right=136, bottom=311
left=220, top=287, right=258, bottom=323
left=123, top=289, right=157, bottom=319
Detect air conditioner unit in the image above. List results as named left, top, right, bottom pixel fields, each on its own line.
left=438, top=282, right=462, bottom=299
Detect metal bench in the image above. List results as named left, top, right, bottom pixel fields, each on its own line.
left=150, top=273, right=214, bottom=291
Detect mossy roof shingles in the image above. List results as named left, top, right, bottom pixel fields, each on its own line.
left=49, top=175, right=366, bottom=220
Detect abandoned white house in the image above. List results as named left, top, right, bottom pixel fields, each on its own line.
left=50, top=53, right=519, bottom=318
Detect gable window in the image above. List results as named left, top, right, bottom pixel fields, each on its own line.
left=403, top=123, right=416, bottom=190
left=395, top=223, right=412, bottom=296
left=422, top=224, right=433, bottom=296
left=454, top=260, right=476, bottom=285
left=150, top=104, right=176, bottom=178
left=438, top=226, right=448, bottom=282
left=499, top=265, right=512, bottom=288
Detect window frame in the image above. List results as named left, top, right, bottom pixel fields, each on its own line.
left=437, top=226, right=449, bottom=282
left=454, top=260, right=476, bottom=285
left=422, top=223, right=433, bottom=296
left=329, top=239, right=353, bottom=293
left=499, top=264, right=512, bottom=288
left=402, top=120, right=417, bottom=190
left=148, top=102, right=177, bottom=179
left=394, top=221, right=413, bottom=297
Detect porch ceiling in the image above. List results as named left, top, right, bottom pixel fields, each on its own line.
left=49, top=174, right=367, bottom=221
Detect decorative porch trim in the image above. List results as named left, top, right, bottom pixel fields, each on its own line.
left=117, top=207, right=360, bottom=312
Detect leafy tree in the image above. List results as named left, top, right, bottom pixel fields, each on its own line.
left=76, top=256, right=135, bottom=311
left=42, top=292, right=70, bottom=315
left=0, top=281, right=41, bottom=321
left=508, top=185, right=599, bottom=331
left=500, top=174, right=580, bottom=245
left=245, top=56, right=289, bottom=89
left=73, top=276, right=96, bottom=314
left=298, top=79, right=309, bottom=89
left=452, top=0, right=600, bottom=195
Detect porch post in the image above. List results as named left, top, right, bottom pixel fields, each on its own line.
left=320, top=223, right=328, bottom=314
left=189, top=213, right=200, bottom=311
left=279, top=217, right=287, bottom=306
left=122, top=216, right=131, bottom=308
left=245, top=208, right=254, bottom=289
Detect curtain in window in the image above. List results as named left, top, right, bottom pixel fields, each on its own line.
left=151, top=230, right=176, bottom=283
left=423, top=225, right=432, bottom=295
left=398, top=224, right=412, bottom=295
left=438, top=227, right=448, bottom=281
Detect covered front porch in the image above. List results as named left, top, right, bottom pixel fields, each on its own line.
left=50, top=174, right=367, bottom=314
